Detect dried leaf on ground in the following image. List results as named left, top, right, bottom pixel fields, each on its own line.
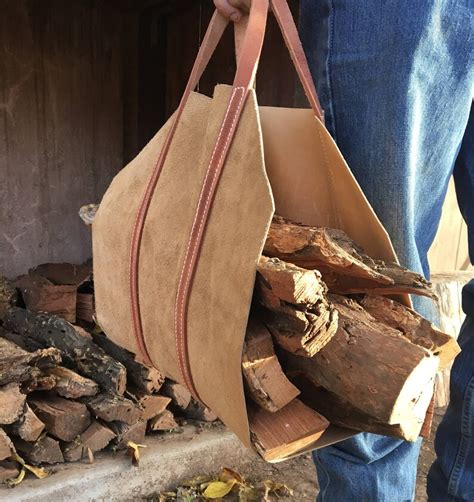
left=203, top=480, right=236, bottom=499
left=127, top=441, right=146, bottom=466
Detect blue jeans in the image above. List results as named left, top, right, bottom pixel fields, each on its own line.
left=299, top=0, right=474, bottom=500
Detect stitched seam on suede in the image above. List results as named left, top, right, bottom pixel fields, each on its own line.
left=317, top=126, right=341, bottom=228
left=175, top=87, right=246, bottom=397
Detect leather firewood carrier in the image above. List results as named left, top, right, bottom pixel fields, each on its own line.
left=93, top=0, right=403, bottom=458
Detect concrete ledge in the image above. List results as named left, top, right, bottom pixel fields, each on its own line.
left=5, top=425, right=257, bottom=501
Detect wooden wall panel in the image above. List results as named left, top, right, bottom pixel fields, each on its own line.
left=0, top=0, right=123, bottom=277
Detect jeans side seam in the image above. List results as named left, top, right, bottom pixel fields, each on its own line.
left=447, top=376, right=474, bottom=497
left=325, top=0, right=338, bottom=142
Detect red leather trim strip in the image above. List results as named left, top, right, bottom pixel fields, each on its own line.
left=174, top=87, right=247, bottom=400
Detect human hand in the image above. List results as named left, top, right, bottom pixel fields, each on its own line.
left=213, top=0, right=251, bottom=22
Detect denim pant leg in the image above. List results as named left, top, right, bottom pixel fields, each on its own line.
left=299, top=1, right=474, bottom=501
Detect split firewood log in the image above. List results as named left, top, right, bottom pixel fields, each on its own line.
left=0, top=334, right=61, bottom=386
left=76, top=290, right=95, bottom=323
left=0, top=384, right=26, bottom=425
left=0, top=460, right=20, bottom=482
left=14, top=436, right=64, bottom=464
left=82, top=392, right=142, bottom=425
left=0, top=429, right=15, bottom=461
left=91, top=332, right=165, bottom=394
left=8, top=405, right=45, bottom=442
left=249, top=399, right=329, bottom=462
left=161, top=381, right=192, bottom=410
left=110, top=421, right=146, bottom=450
left=28, top=394, right=91, bottom=442
left=290, top=375, right=427, bottom=442
left=185, top=399, right=218, bottom=422
left=264, top=216, right=435, bottom=298
left=30, top=262, right=92, bottom=288
left=359, top=295, right=460, bottom=370
left=0, top=276, right=17, bottom=321
left=282, top=295, right=439, bottom=425
left=242, top=318, right=299, bottom=412
left=62, top=420, right=116, bottom=462
left=148, top=410, right=178, bottom=432
left=45, top=367, right=99, bottom=399
left=132, top=394, right=171, bottom=421
left=14, top=274, right=78, bottom=322
left=23, top=375, right=58, bottom=394
left=3, top=308, right=127, bottom=394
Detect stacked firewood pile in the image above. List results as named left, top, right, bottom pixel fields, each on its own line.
left=0, top=266, right=215, bottom=483
left=243, top=216, right=460, bottom=461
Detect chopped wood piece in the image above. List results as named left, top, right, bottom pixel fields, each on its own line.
left=148, top=410, right=178, bottom=432
left=264, top=216, right=435, bottom=298
left=83, top=392, right=142, bottom=425
left=0, top=429, right=15, bottom=461
left=62, top=420, right=116, bottom=462
left=8, top=404, right=45, bottom=442
left=31, top=262, right=92, bottom=287
left=0, top=276, right=17, bottom=321
left=242, top=318, right=299, bottom=412
left=283, top=295, right=439, bottom=425
left=359, top=296, right=460, bottom=370
left=46, top=367, right=99, bottom=399
left=161, top=381, right=191, bottom=410
left=0, top=384, right=26, bottom=425
left=14, top=436, right=63, bottom=464
left=3, top=309, right=127, bottom=394
left=249, top=399, right=329, bottom=462
left=110, top=421, right=146, bottom=450
left=14, top=274, right=77, bottom=322
left=76, top=292, right=95, bottom=323
left=91, top=332, right=164, bottom=394
left=0, top=334, right=61, bottom=386
left=29, top=394, right=91, bottom=442
left=135, top=395, right=171, bottom=421
left=0, top=460, right=20, bottom=482
left=185, top=400, right=217, bottom=422
left=291, top=375, right=428, bottom=442
left=23, top=375, right=57, bottom=394
left=420, top=396, right=435, bottom=439
left=257, top=256, right=327, bottom=305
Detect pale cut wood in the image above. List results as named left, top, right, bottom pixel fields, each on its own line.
left=162, top=381, right=192, bottom=410
left=110, top=421, right=146, bottom=450
left=92, top=332, right=165, bottom=394
left=29, top=394, right=91, bottom=442
left=249, top=399, right=329, bottom=462
left=8, top=405, right=45, bottom=442
left=14, top=436, right=64, bottom=464
left=0, top=384, right=26, bottom=425
left=46, top=367, right=99, bottom=399
left=242, top=318, right=299, bottom=412
left=0, top=429, right=15, bottom=461
left=148, top=410, right=178, bottom=432
left=264, top=216, right=435, bottom=298
left=83, top=392, right=142, bottom=425
left=360, top=295, right=460, bottom=370
left=291, top=375, right=430, bottom=442
left=3, top=308, right=127, bottom=394
left=257, top=256, right=327, bottom=305
left=283, top=295, right=439, bottom=425
left=62, top=420, right=116, bottom=462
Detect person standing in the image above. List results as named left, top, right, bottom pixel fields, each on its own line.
left=214, top=1, right=474, bottom=500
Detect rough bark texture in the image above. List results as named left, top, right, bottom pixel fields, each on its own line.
left=282, top=295, right=439, bottom=425
left=264, top=216, right=435, bottom=298
left=242, top=318, right=299, bottom=412
left=0, top=384, right=26, bottom=425
left=28, top=394, right=91, bottom=442
left=359, top=295, right=460, bottom=370
left=249, top=399, right=329, bottom=462
left=46, top=367, right=99, bottom=399
left=3, top=308, right=126, bottom=394
left=0, top=334, right=61, bottom=386
left=82, top=392, right=142, bottom=425
left=91, top=332, right=164, bottom=394
left=0, top=277, right=16, bottom=321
